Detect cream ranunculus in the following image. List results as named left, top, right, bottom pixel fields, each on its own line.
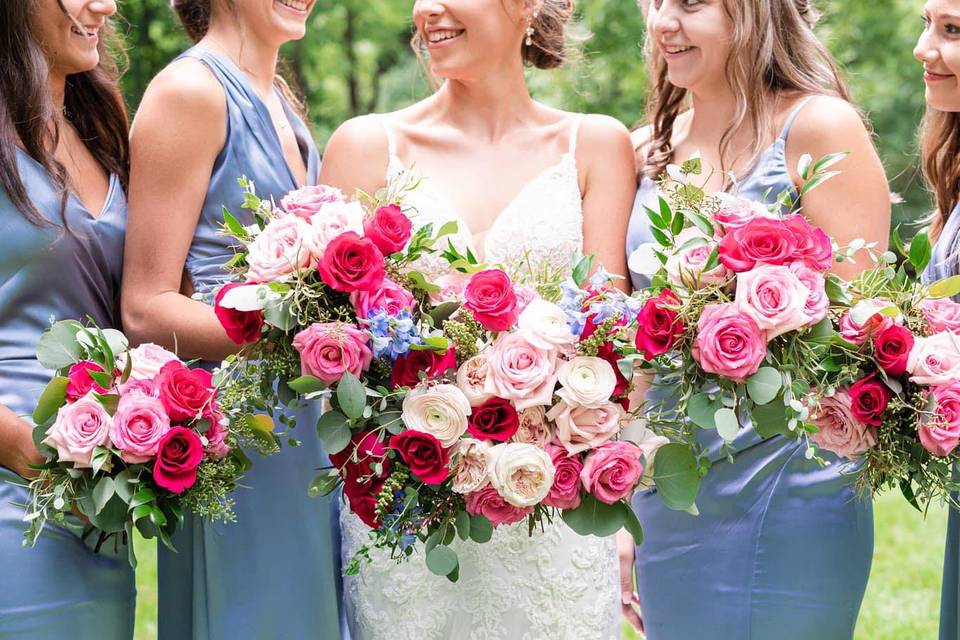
left=450, top=439, right=491, bottom=494
left=400, top=384, right=472, bottom=448
left=517, top=299, right=578, bottom=351
left=555, top=356, right=617, bottom=409
left=456, top=355, right=494, bottom=407
left=486, top=442, right=555, bottom=508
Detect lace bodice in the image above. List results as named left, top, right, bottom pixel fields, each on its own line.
left=339, top=115, right=620, bottom=640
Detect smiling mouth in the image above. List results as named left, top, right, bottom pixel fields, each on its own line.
left=428, top=29, right=464, bottom=44
left=663, top=45, right=695, bottom=55
left=70, top=25, right=98, bottom=38
left=277, top=0, right=309, bottom=12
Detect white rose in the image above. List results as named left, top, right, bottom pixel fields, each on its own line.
left=486, top=442, right=555, bottom=508
left=908, top=331, right=960, bottom=386
left=510, top=407, right=553, bottom=447
left=401, top=384, right=472, bottom=448
left=456, top=355, right=494, bottom=407
left=451, top=439, right=491, bottom=494
left=555, top=356, right=617, bottom=409
left=302, top=200, right=364, bottom=261
left=620, top=419, right=670, bottom=490
left=547, top=400, right=623, bottom=455
left=518, top=299, right=578, bottom=351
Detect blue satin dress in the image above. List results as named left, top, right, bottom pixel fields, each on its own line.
left=627, top=100, right=874, bottom=640
left=156, top=47, right=344, bottom=640
left=922, top=202, right=960, bottom=640
left=0, top=151, right=135, bottom=637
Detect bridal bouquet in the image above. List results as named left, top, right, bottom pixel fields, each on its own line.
left=24, top=321, right=247, bottom=566
left=631, top=155, right=853, bottom=460
left=804, top=238, right=960, bottom=510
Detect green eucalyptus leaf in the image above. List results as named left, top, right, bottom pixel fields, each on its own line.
left=426, top=545, right=459, bottom=577
left=337, top=372, right=367, bottom=421
left=746, top=368, right=782, bottom=406
left=688, top=393, right=721, bottom=429
left=929, top=275, right=960, bottom=300
left=32, top=376, right=69, bottom=425
left=910, top=232, right=933, bottom=273
left=651, top=444, right=700, bottom=511
left=560, top=494, right=626, bottom=537
left=288, top=375, right=327, bottom=395
left=468, top=515, right=494, bottom=543
left=714, top=408, right=740, bottom=441
left=37, top=320, right=84, bottom=370
left=316, top=411, right=352, bottom=454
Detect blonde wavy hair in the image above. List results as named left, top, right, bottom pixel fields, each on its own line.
left=641, top=0, right=852, bottom=183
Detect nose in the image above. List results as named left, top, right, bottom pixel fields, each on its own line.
left=914, top=29, right=938, bottom=64
left=88, top=0, right=117, bottom=18
left=651, top=1, right=680, bottom=38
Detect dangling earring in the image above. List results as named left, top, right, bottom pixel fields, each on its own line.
left=525, top=12, right=538, bottom=47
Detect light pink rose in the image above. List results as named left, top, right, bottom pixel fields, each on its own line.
left=513, top=284, right=538, bottom=315
left=464, top=484, right=533, bottom=526
left=246, top=214, right=312, bottom=283
left=711, top=195, right=776, bottom=232
left=580, top=441, right=644, bottom=504
left=665, top=227, right=730, bottom=288
left=43, top=393, right=112, bottom=468
left=450, top=439, right=491, bottom=494
left=908, top=331, right=960, bottom=386
left=510, top=407, right=553, bottom=446
left=204, top=411, right=232, bottom=461
left=542, top=441, right=583, bottom=509
left=839, top=298, right=901, bottom=345
left=118, top=343, right=179, bottom=383
left=809, top=390, right=877, bottom=459
left=483, top=333, right=558, bottom=411
left=456, top=355, right=495, bottom=407
left=920, top=382, right=960, bottom=457
left=788, top=262, right=828, bottom=326
left=350, top=277, right=415, bottom=319
left=735, top=264, right=810, bottom=339
left=428, top=271, right=471, bottom=304
left=280, top=184, right=345, bottom=219
left=693, top=303, right=767, bottom=382
left=921, top=298, right=960, bottom=334
left=302, top=200, right=365, bottom=262
left=109, top=390, right=172, bottom=463
left=292, top=322, right=373, bottom=384
left=547, top=400, right=623, bottom=455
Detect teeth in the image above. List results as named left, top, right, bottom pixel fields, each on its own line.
left=278, top=0, right=307, bottom=11
left=428, top=30, right=463, bottom=43
left=665, top=45, right=693, bottom=54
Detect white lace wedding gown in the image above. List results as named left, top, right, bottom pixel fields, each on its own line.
left=339, top=116, right=621, bottom=640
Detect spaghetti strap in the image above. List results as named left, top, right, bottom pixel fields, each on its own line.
left=568, top=115, right=583, bottom=155
left=380, top=116, right=399, bottom=162
left=778, top=96, right=815, bottom=142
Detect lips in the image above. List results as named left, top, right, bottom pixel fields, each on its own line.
left=426, top=28, right=465, bottom=45
left=925, top=68, right=955, bottom=81
left=276, top=0, right=311, bottom=14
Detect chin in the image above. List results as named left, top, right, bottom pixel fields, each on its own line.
left=928, top=90, right=960, bottom=113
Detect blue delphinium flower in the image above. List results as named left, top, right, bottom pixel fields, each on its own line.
left=366, top=309, right=422, bottom=360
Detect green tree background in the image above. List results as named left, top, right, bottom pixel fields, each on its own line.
left=117, top=0, right=930, bottom=231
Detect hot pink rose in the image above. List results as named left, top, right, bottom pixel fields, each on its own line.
left=483, top=332, right=557, bottom=411
left=302, top=200, right=365, bottom=262
left=921, top=298, right=960, bottom=334
left=464, top=484, right=533, bottom=526
left=547, top=400, right=623, bottom=455
left=735, top=264, right=811, bottom=339
left=873, top=324, right=915, bottom=378
left=788, top=262, right=829, bottom=326
left=109, top=390, right=171, bottom=463
left=783, top=214, right=834, bottom=272
left=718, top=218, right=797, bottom=272
left=245, top=214, right=312, bottom=283
left=156, top=361, right=217, bottom=422
left=292, top=322, right=373, bottom=385
left=464, top=269, right=519, bottom=332
left=542, top=441, right=583, bottom=509
left=580, top=441, right=644, bottom=504
left=634, top=289, right=685, bottom=360
left=42, top=393, right=112, bottom=468
left=66, top=361, right=112, bottom=402
left=809, top=390, right=877, bottom=459
left=908, top=331, right=960, bottom=386
left=363, top=204, right=413, bottom=255
left=920, top=382, right=960, bottom=457
left=693, top=303, right=767, bottom=382
left=318, top=232, right=386, bottom=293
left=203, top=411, right=231, bottom=460
left=839, top=310, right=895, bottom=346
left=350, top=277, right=415, bottom=319
left=153, top=426, right=204, bottom=494
left=280, top=184, right=344, bottom=219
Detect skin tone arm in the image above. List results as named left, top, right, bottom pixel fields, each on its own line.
left=318, top=114, right=391, bottom=199
left=786, top=95, right=892, bottom=276
left=0, top=406, right=41, bottom=479
left=121, top=60, right=243, bottom=361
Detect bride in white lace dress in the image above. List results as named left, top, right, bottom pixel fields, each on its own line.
left=319, top=1, right=636, bottom=638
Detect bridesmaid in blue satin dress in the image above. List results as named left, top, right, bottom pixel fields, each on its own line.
left=914, top=5, right=960, bottom=637
left=121, top=2, right=343, bottom=638
left=0, top=0, right=135, bottom=637
left=623, top=1, right=891, bottom=638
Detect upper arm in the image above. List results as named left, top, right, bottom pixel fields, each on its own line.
left=786, top=96, right=891, bottom=280
left=124, top=59, right=226, bottom=299
left=318, top=115, right=390, bottom=198
left=579, top=114, right=637, bottom=291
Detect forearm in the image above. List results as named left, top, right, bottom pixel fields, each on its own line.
left=0, top=403, right=40, bottom=478
left=123, top=290, right=242, bottom=362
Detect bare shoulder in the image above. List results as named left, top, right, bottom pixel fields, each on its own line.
left=135, top=57, right=225, bottom=128
left=319, top=113, right=390, bottom=194
left=789, top=94, right=871, bottom=146
left=576, top=113, right=632, bottom=149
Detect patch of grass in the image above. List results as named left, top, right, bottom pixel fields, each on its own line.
left=134, top=493, right=947, bottom=639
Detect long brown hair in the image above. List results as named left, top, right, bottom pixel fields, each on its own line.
left=920, top=109, right=960, bottom=241
left=171, top=0, right=307, bottom=119
left=641, top=0, right=851, bottom=183
left=0, top=0, right=129, bottom=228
